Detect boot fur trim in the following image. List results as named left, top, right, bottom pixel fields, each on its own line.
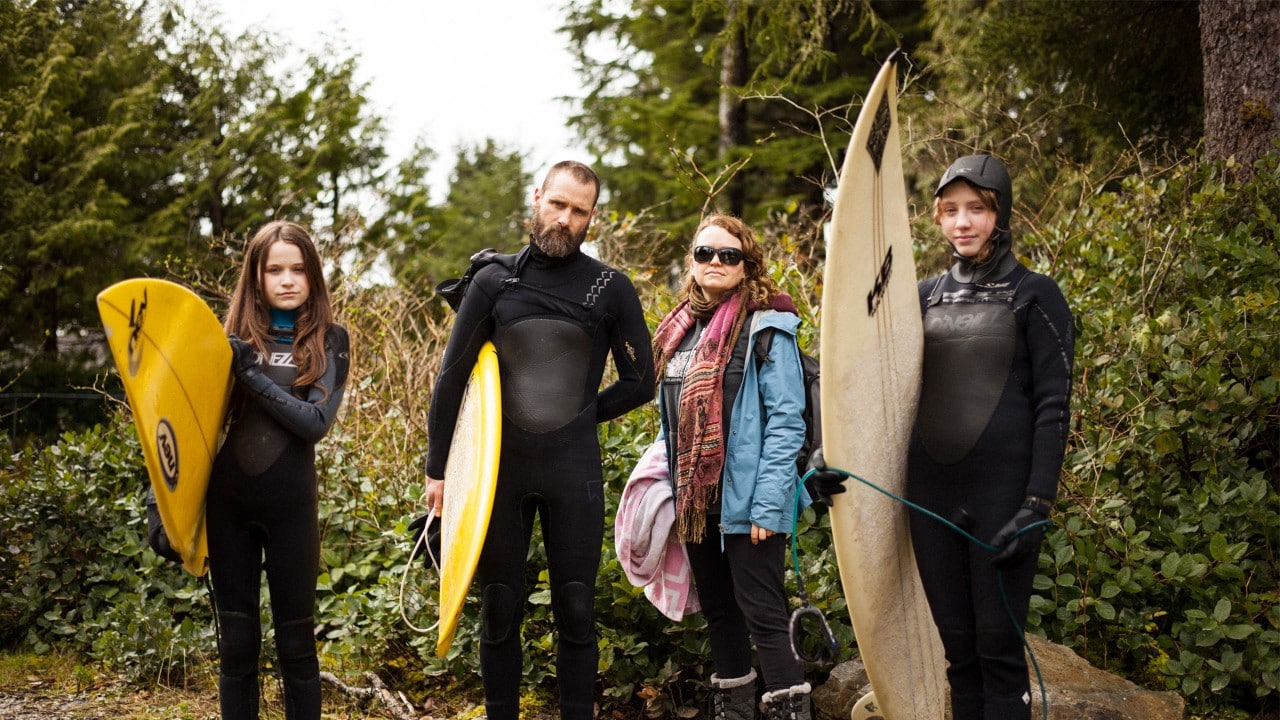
left=760, top=682, right=812, bottom=702
left=710, top=668, right=758, bottom=690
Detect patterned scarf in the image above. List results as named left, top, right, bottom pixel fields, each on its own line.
left=652, top=292, right=749, bottom=542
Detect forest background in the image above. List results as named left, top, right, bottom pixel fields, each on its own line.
left=1, top=0, right=1277, bottom=718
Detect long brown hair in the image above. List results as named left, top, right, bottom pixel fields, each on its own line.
left=224, top=221, right=334, bottom=394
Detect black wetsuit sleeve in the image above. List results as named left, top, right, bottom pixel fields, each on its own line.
left=1023, top=276, right=1074, bottom=501
left=595, top=271, right=655, bottom=423
left=232, top=325, right=351, bottom=444
left=424, top=268, right=500, bottom=479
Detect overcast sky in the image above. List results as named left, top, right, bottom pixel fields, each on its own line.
left=189, top=0, right=591, bottom=195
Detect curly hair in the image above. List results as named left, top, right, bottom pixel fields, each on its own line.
left=678, top=213, right=782, bottom=318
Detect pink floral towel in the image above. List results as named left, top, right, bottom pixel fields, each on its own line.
left=615, top=440, right=701, bottom=621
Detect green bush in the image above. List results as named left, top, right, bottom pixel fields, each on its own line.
left=0, top=416, right=215, bottom=683
left=1037, top=155, right=1280, bottom=714
left=3, top=155, right=1277, bottom=718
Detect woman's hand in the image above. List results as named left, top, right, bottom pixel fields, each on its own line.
left=750, top=524, right=775, bottom=545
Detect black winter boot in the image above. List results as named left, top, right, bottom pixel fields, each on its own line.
left=710, top=669, right=757, bottom=720
left=760, top=682, right=812, bottom=720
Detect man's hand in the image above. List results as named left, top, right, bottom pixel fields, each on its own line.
left=424, top=476, right=444, bottom=517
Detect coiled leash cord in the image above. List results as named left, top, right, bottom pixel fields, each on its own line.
left=788, top=482, right=839, bottom=664
left=787, top=465, right=1049, bottom=718
left=398, top=506, right=441, bottom=634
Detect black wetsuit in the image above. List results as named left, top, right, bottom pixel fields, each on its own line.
left=425, top=242, right=654, bottom=720
left=907, top=254, right=1073, bottom=720
left=207, top=321, right=350, bottom=720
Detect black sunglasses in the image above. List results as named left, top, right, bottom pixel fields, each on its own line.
left=692, top=245, right=745, bottom=266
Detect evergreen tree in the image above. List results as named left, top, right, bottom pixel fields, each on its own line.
left=0, top=0, right=163, bottom=357
left=390, top=140, right=531, bottom=294
left=563, top=0, right=926, bottom=260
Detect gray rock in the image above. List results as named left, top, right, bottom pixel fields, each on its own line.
left=810, top=635, right=1185, bottom=720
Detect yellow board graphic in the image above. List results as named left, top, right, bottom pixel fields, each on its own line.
left=437, top=341, right=502, bottom=658
left=98, top=279, right=232, bottom=577
left=820, top=53, right=948, bottom=719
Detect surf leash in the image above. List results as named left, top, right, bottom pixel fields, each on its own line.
left=788, top=485, right=839, bottom=664
left=398, top=507, right=441, bottom=635
left=805, top=465, right=1050, bottom=719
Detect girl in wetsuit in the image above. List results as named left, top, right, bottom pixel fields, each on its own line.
left=908, top=155, right=1074, bottom=720
left=207, top=221, right=350, bottom=720
left=652, top=214, right=813, bottom=720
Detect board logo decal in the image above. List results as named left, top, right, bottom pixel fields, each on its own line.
left=127, top=288, right=148, bottom=377
left=865, top=92, right=891, bottom=172
left=866, top=247, right=893, bottom=316
left=156, top=418, right=180, bottom=491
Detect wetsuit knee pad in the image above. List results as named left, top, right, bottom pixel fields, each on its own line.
left=481, top=583, right=522, bottom=645
left=937, top=629, right=981, bottom=690
left=275, top=616, right=317, bottom=664
left=551, top=581, right=595, bottom=646
left=976, top=628, right=1030, bottom=695
left=275, top=617, right=321, bottom=715
left=217, top=611, right=261, bottom=678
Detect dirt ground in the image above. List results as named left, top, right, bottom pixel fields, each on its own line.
left=0, top=680, right=219, bottom=720
left=3, top=655, right=1276, bottom=720
left=0, top=664, right=490, bottom=720
left=0, top=652, right=603, bottom=720
left=0, top=679, right=487, bottom=720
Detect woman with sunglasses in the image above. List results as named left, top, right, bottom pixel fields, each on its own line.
left=652, top=214, right=813, bottom=720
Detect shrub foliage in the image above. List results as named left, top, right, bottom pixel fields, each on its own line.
left=1, top=155, right=1277, bottom=717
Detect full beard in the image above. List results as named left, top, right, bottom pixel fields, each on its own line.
left=531, top=214, right=587, bottom=258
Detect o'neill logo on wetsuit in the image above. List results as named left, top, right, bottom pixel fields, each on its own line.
left=156, top=418, right=179, bottom=491
left=925, top=311, right=998, bottom=332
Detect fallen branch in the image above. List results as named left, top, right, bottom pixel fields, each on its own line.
left=320, top=671, right=416, bottom=720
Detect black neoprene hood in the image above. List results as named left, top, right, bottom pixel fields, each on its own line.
left=935, top=154, right=1013, bottom=231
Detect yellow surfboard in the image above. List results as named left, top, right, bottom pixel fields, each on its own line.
left=437, top=341, right=502, bottom=658
left=98, top=279, right=232, bottom=577
left=821, top=53, right=948, bottom=718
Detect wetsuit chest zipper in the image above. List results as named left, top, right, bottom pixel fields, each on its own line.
left=509, top=277, right=597, bottom=310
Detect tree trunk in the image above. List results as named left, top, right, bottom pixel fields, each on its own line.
left=719, top=0, right=749, bottom=216
left=1200, top=0, right=1280, bottom=177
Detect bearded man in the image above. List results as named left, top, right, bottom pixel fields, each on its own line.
left=423, top=160, right=655, bottom=719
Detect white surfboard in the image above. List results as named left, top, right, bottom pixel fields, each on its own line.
left=820, top=53, right=948, bottom=719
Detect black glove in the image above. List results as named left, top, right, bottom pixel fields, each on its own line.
left=407, top=513, right=442, bottom=569
left=803, top=447, right=848, bottom=507
left=145, top=488, right=183, bottom=564
left=228, top=334, right=259, bottom=376
left=989, top=504, right=1049, bottom=569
